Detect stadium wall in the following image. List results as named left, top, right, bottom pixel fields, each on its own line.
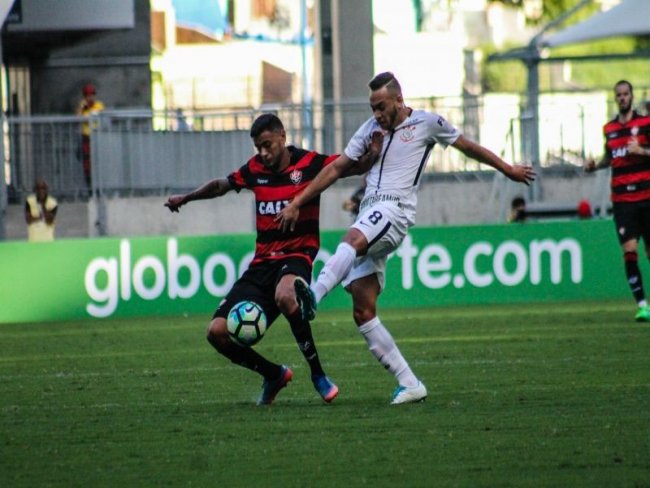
left=4, top=169, right=603, bottom=240
left=0, top=219, right=641, bottom=324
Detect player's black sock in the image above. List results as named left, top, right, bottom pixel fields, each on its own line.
left=286, top=310, right=325, bottom=377
left=207, top=334, right=281, bottom=379
left=624, top=251, right=646, bottom=304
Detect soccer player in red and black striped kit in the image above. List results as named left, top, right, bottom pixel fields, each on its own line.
left=165, top=113, right=379, bottom=404
left=586, top=80, right=650, bottom=322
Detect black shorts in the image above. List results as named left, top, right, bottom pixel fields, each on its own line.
left=213, top=257, right=312, bottom=327
left=612, top=200, right=650, bottom=245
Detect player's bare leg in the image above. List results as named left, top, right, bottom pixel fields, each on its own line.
left=277, top=274, right=338, bottom=402
left=622, top=239, right=650, bottom=322
left=206, top=318, right=292, bottom=405
left=349, top=274, right=427, bottom=404
left=295, top=228, right=367, bottom=322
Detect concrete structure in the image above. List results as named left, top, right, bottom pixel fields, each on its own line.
left=0, top=0, right=615, bottom=242
left=3, top=169, right=607, bottom=241
left=2, top=0, right=152, bottom=115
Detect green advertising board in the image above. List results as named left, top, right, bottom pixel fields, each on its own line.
left=0, top=219, right=639, bottom=324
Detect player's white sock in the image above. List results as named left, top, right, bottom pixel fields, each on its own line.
left=358, top=316, right=419, bottom=388
left=311, top=242, right=357, bottom=303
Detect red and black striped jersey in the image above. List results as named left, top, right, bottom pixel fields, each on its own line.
left=603, top=111, right=650, bottom=203
left=227, top=146, right=337, bottom=266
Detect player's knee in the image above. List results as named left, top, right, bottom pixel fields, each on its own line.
left=206, top=319, right=229, bottom=349
left=342, top=229, right=367, bottom=255
left=352, top=305, right=375, bottom=326
left=275, top=291, right=297, bottom=316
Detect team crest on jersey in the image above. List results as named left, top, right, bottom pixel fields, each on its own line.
left=399, top=125, right=416, bottom=143
left=631, top=126, right=639, bottom=136
left=289, top=169, right=303, bottom=184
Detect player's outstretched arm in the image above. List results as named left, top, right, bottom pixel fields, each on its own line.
left=584, top=153, right=611, bottom=173
left=276, top=153, right=356, bottom=232
left=164, top=178, right=232, bottom=213
left=452, top=135, right=535, bottom=185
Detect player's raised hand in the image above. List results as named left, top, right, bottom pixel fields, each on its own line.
left=164, top=195, right=186, bottom=213
left=275, top=201, right=300, bottom=232
left=507, top=164, right=536, bottom=185
left=627, top=139, right=650, bottom=156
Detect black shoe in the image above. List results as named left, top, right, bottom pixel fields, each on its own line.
left=294, top=277, right=317, bottom=322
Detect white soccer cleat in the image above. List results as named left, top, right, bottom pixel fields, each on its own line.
left=390, top=381, right=427, bottom=405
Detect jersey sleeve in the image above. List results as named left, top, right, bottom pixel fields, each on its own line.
left=426, top=112, right=461, bottom=148
left=323, top=154, right=339, bottom=167
left=343, top=118, right=375, bottom=161
left=45, top=196, right=58, bottom=212
left=226, top=162, right=251, bottom=192
left=640, top=116, right=650, bottom=145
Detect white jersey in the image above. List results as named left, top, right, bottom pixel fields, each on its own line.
left=344, top=109, right=460, bottom=226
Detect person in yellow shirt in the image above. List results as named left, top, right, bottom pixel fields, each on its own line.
left=76, top=83, right=105, bottom=186
left=25, top=179, right=58, bottom=242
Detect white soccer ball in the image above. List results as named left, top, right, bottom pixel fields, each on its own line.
left=226, top=301, right=268, bottom=346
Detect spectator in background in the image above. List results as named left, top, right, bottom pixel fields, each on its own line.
left=175, top=108, right=190, bottom=131
left=76, top=83, right=105, bottom=187
left=585, top=80, right=650, bottom=322
left=508, top=195, right=527, bottom=223
left=25, top=179, right=58, bottom=242
left=342, top=180, right=367, bottom=219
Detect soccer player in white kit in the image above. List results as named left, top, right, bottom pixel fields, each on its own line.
left=277, top=72, right=536, bottom=404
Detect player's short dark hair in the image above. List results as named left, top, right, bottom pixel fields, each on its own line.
left=511, top=196, right=526, bottom=208
left=34, top=179, right=48, bottom=191
left=368, top=72, right=402, bottom=95
left=615, top=80, right=633, bottom=94
left=250, top=113, right=284, bottom=138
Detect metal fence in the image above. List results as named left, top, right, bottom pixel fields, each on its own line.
left=3, top=95, right=609, bottom=203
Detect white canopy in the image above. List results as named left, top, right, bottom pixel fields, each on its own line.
left=542, top=0, right=650, bottom=48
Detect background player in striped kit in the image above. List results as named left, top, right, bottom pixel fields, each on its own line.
left=165, top=113, right=378, bottom=405
left=278, top=72, right=535, bottom=404
left=586, top=80, right=650, bottom=322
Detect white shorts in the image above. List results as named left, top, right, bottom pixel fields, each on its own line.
left=342, top=201, right=409, bottom=291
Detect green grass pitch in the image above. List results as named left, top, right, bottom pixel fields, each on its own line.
left=1, top=300, right=649, bottom=487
